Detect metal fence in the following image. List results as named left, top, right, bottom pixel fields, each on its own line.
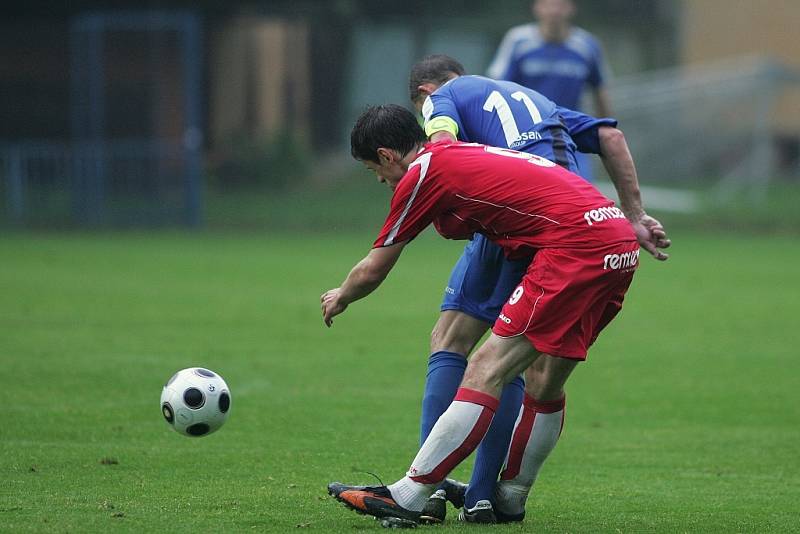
left=0, top=11, right=204, bottom=228
left=609, top=56, right=800, bottom=203
left=1, top=140, right=200, bottom=227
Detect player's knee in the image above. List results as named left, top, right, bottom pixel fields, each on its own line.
left=430, top=333, right=470, bottom=356
left=430, top=319, right=478, bottom=356
left=462, top=353, right=506, bottom=392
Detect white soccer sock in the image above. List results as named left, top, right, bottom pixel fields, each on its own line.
left=388, top=387, right=499, bottom=511
left=388, top=477, right=435, bottom=512
left=495, top=394, right=565, bottom=516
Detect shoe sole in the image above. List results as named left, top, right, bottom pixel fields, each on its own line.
left=380, top=517, right=418, bottom=529
left=417, top=514, right=443, bottom=525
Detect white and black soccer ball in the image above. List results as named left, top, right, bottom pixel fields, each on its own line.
left=161, top=368, right=231, bottom=437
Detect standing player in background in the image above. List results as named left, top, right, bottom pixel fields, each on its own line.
left=407, top=55, right=668, bottom=524
left=488, top=0, right=612, bottom=180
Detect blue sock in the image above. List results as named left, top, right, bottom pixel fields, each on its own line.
left=419, top=351, right=467, bottom=446
left=464, top=375, right=525, bottom=508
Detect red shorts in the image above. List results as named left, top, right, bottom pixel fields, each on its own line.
left=492, top=242, right=639, bottom=360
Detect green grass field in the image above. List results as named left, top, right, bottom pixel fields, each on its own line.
left=1, top=230, right=798, bottom=532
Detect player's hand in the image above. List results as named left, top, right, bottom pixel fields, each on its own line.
left=630, top=214, right=671, bottom=261
left=321, top=288, right=348, bottom=327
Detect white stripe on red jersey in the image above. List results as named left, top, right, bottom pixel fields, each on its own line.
left=373, top=141, right=634, bottom=258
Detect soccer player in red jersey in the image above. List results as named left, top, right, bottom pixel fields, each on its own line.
left=322, top=104, right=670, bottom=525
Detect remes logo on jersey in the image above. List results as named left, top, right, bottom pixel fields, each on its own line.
left=510, top=130, right=543, bottom=149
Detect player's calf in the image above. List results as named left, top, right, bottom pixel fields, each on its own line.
left=494, top=393, right=566, bottom=518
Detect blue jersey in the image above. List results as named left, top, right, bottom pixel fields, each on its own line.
left=486, top=24, right=608, bottom=111
left=421, top=75, right=615, bottom=171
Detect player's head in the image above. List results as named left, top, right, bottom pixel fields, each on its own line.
left=409, top=54, right=466, bottom=112
left=350, top=104, right=426, bottom=190
left=532, top=0, right=575, bottom=26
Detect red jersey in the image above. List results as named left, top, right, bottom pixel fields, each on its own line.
left=374, top=141, right=635, bottom=258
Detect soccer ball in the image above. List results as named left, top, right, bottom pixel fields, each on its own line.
left=160, top=367, right=231, bottom=437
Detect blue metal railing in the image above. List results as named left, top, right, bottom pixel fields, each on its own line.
left=1, top=140, right=201, bottom=227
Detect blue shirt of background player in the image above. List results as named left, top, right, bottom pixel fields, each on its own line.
left=486, top=24, right=608, bottom=112
left=422, top=75, right=615, bottom=172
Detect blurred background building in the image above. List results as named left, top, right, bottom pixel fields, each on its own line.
left=1, top=0, right=798, bottom=228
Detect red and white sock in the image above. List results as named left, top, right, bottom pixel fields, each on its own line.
left=388, top=387, right=498, bottom=511
left=495, top=394, right=566, bottom=516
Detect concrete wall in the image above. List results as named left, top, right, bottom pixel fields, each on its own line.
left=681, top=0, right=800, bottom=132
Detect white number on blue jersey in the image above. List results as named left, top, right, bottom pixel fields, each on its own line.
left=482, top=90, right=543, bottom=147
left=511, top=91, right=543, bottom=123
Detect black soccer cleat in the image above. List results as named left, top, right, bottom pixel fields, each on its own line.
left=494, top=483, right=528, bottom=523
left=418, top=478, right=469, bottom=524
left=419, top=489, right=446, bottom=524
left=328, top=482, right=421, bottom=524
left=495, top=506, right=526, bottom=523
left=458, top=498, right=526, bottom=524
left=458, top=500, right=498, bottom=523
left=441, top=478, right=467, bottom=509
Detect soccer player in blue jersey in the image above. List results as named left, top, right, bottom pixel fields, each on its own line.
left=487, top=0, right=612, bottom=180
left=406, top=55, right=669, bottom=524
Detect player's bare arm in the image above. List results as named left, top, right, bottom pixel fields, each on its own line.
left=592, top=86, right=613, bottom=118
left=321, top=241, right=407, bottom=327
left=597, top=125, right=671, bottom=260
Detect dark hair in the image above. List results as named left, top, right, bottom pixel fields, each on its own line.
left=350, top=104, right=426, bottom=162
left=408, top=54, right=466, bottom=102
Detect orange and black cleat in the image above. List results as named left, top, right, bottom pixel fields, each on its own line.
left=327, top=482, right=421, bottom=525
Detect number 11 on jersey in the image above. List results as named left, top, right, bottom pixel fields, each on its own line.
left=483, top=90, right=543, bottom=147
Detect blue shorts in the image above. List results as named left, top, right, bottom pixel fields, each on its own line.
left=440, top=234, right=532, bottom=324
left=575, top=152, right=594, bottom=182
